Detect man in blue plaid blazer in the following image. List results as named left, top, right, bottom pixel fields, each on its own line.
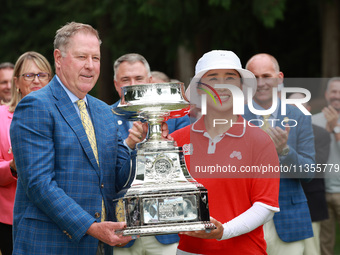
left=10, top=22, right=145, bottom=255
left=244, top=53, right=315, bottom=255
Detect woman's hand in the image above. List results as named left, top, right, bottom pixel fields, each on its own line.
left=179, top=217, right=223, bottom=240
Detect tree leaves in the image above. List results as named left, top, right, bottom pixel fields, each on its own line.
left=252, top=0, right=286, bottom=27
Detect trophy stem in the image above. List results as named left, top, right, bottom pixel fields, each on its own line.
left=148, top=122, right=162, bottom=141
left=147, top=114, right=168, bottom=141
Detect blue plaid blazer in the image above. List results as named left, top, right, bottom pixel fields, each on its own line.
left=110, top=100, right=190, bottom=247
left=244, top=103, right=315, bottom=242
left=10, top=76, right=134, bottom=254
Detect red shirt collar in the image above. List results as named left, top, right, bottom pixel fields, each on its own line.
left=191, top=115, right=246, bottom=138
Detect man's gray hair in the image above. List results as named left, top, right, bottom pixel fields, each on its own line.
left=54, top=22, right=101, bottom=56
left=113, top=53, right=151, bottom=80
left=151, top=71, right=170, bottom=82
left=326, top=77, right=340, bottom=91
left=0, top=62, right=14, bottom=70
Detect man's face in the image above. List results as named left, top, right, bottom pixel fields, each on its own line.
left=246, top=55, right=283, bottom=109
left=114, top=61, right=151, bottom=97
left=54, top=32, right=100, bottom=99
left=325, top=80, right=340, bottom=112
left=0, top=68, right=14, bottom=103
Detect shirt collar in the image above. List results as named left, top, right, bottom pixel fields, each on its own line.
left=252, top=99, right=280, bottom=119
left=56, top=75, right=88, bottom=105
left=191, top=115, right=246, bottom=138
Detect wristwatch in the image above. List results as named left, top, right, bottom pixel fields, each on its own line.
left=333, top=126, right=340, bottom=134
left=279, top=145, right=290, bottom=156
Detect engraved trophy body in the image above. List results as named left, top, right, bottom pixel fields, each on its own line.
left=113, top=83, right=215, bottom=236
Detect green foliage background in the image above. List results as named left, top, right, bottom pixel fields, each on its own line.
left=0, top=0, right=321, bottom=104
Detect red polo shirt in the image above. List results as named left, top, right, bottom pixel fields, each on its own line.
left=172, top=115, right=280, bottom=255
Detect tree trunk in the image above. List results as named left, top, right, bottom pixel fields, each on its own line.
left=96, top=15, right=117, bottom=105
left=321, top=0, right=340, bottom=78
left=175, top=45, right=195, bottom=88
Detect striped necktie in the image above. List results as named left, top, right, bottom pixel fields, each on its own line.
left=77, top=99, right=99, bottom=164
left=77, top=99, right=105, bottom=221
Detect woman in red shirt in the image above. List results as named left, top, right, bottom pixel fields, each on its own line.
left=172, top=50, right=280, bottom=255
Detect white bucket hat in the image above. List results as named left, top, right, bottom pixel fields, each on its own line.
left=185, top=50, right=257, bottom=107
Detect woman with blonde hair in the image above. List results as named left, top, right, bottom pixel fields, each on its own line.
left=0, top=51, right=52, bottom=255
left=8, top=51, right=53, bottom=112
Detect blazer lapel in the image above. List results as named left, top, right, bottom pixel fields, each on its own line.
left=276, top=103, right=287, bottom=130
left=112, top=100, right=130, bottom=139
left=244, top=106, right=259, bottom=126
left=50, top=77, right=100, bottom=174
left=87, top=96, right=106, bottom=170
left=119, top=116, right=130, bottom=139
left=245, top=102, right=287, bottom=129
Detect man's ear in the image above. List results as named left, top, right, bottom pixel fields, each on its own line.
left=54, top=49, right=62, bottom=69
left=114, top=80, right=121, bottom=97
left=278, top=71, right=284, bottom=84
left=325, top=90, right=329, bottom=102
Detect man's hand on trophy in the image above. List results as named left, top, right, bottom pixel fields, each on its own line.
left=179, top=217, right=223, bottom=240
left=126, top=121, right=148, bottom=149
left=86, top=221, right=132, bottom=246
left=160, top=122, right=173, bottom=141
left=125, top=121, right=173, bottom=149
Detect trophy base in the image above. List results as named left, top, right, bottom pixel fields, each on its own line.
left=114, top=184, right=215, bottom=237
left=119, top=222, right=216, bottom=236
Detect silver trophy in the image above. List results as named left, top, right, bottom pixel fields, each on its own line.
left=112, top=83, right=215, bottom=236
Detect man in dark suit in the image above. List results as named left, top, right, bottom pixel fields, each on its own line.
left=112, top=53, right=188, bottom=254
left=289, top=92, right=330, bottom=255
left=244, top=53, right=315, bottom=255
left=10, top=22, right=148, bottom=255
left=112, top=53, right=190, bottom=136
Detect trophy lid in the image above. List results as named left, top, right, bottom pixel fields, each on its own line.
left=112, top=83, right=190, bottom=121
